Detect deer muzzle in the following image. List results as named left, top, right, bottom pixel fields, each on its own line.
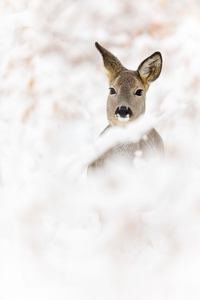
left=115, top=106, right=133, bottom=122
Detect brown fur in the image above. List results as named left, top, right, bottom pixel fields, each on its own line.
left=88, top=42, right=164, bottom=171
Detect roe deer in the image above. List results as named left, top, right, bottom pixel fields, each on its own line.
left=88, top=42, right=164, bottom=170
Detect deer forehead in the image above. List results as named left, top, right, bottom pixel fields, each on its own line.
left=112, top=71, right=146, bottom=90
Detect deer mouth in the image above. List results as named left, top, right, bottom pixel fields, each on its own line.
left=115, top=106, right=133, bottom=122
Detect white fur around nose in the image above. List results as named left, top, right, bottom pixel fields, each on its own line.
left=116, top=114, right=130, bottom=122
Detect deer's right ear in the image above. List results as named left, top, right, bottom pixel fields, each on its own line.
left=137, top=52, right=162, bottom=83
left=95, top=42, right=125, bottom=83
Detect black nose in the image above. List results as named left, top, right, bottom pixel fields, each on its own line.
left=115, top=106, right=133, bottom=118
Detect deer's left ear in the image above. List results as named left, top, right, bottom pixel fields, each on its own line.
left=137, top=52, right=162, bottom=83
left=95, top=42, right=126, bottom=83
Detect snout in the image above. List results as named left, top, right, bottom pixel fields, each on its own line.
left=115, top=106, right=133, bottom=122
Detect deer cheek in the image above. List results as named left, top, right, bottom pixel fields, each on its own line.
left=106, top=102, right=115, bottom=125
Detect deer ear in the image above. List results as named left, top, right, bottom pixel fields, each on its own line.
left=137, top=52, right=162, bottom=83
left=95, top=42, right=125, bottom=83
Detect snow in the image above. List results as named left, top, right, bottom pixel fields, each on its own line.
left=0, top=0, right=200, bottom=299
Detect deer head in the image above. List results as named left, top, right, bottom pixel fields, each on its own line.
left=95, top=42, right=162, bottom=126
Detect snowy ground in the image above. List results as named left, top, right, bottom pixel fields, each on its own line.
left=1, top=0, right=200, bottom=299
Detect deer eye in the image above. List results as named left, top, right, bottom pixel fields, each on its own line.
left=135, top=89, right=143, bottom=96
left=109, top=87, right=117, bottom=95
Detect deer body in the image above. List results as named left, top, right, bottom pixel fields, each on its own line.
left=89, top=42, right=164, bottom=170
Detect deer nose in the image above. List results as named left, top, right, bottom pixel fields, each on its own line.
left=115, top=106, right=133, bottom=118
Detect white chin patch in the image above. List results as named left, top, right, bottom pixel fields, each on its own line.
left=116, top=114, right=130, bottom=122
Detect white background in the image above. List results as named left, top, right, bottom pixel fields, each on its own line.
left=0, top=0, right=200, bottom=299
